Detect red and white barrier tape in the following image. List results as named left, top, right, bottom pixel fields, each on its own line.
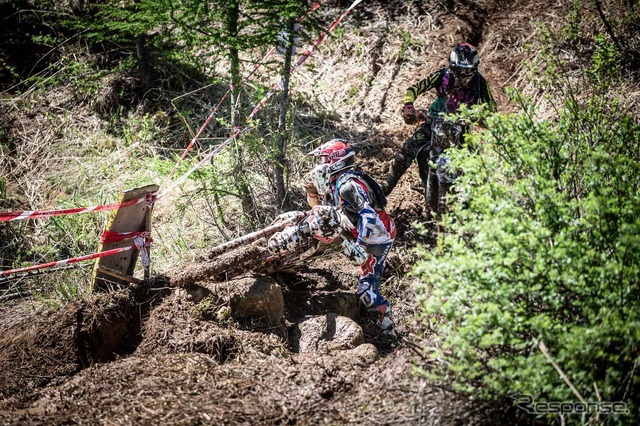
left=0, top=193, right=154, bottom=223
left=159, top=0, right=362, bottom=199
left=0, top=234, right=153, bottom=278
left=0, top=246, right=135, bottom=278
left=100, top=230, right=151, bottom=244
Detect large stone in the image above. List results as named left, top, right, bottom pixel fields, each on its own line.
left=190, top=275, right=284, bottom=325
left=296, top=313, right=364, bottom=353
left=343, top=343, right=379, bottom=365
left=226, top=275, right=284, bottom=325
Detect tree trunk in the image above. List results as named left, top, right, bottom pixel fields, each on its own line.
left=275, top=19, right=297, bottom=209
left=136, top=34, right=149, bottom=80
left=134, top=0, right=150, bottom=85
left=227, top=0, right=255, bottom=226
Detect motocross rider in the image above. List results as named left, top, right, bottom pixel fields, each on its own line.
left=307, top=139, right=397, bottom=332
left=381, top=42, right=497, bottom=195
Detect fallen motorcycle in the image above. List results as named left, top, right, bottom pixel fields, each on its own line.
left=171, top=205, right=367, bottom=286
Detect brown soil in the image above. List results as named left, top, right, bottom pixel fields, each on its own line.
left=0, top=0, right=566, bottom=424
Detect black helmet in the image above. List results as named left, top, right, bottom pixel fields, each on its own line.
left=449, top=43, right=480, bottom=69
left=449, top=43, right=479, bottom=84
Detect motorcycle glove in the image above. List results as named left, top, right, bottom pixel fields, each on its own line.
left=340, top=237, right=368, bottom=265
left=402, top=103, right=417, bottom=125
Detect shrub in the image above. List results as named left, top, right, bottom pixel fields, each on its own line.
left=414, top=40, right=640, bottom=424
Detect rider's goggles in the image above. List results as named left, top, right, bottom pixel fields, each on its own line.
left=451, top=66, right=476, bottom=81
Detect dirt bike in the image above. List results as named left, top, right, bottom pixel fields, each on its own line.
left=171, top=206, right=366, bottom=286
left=415, top=110, right=467, bottom=215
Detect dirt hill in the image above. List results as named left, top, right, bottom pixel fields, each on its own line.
left=0, top=0, right=568, bottom=424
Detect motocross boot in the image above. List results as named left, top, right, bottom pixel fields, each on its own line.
left=416, top=145, right=432, bottom=213
left=374, top=303, right=397, bottom=336
left=380, top=150, right=414, bottom=195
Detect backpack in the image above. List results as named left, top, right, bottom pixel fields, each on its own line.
left=334, top=169, right=387, bottom=210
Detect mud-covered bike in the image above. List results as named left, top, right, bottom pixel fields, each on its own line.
left=171, top=206, right=366, bottom=286
left=414, top=110, right=467, bottom=215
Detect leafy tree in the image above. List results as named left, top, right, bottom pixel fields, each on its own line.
left=167, top=0, right=316, bottom=222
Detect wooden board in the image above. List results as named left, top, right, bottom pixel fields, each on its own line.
left=90, top=184, right=158, bottom=291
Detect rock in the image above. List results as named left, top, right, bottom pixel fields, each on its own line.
left=343, top=343, right=379, bottom=365
left=296, top=313, right=364, bottom=353
left=220, top=275, right=284, bottom=325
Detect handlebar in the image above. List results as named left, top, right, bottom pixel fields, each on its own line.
left=415, top=108, right=429, bottom=122
left=413, top=108, right=468, bottom=127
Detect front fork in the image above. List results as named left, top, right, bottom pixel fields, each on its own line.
left=418, top=147, right=451, bottom=216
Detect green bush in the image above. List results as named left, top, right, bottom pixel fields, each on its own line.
left=414, top=42, right=640, bottom=424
